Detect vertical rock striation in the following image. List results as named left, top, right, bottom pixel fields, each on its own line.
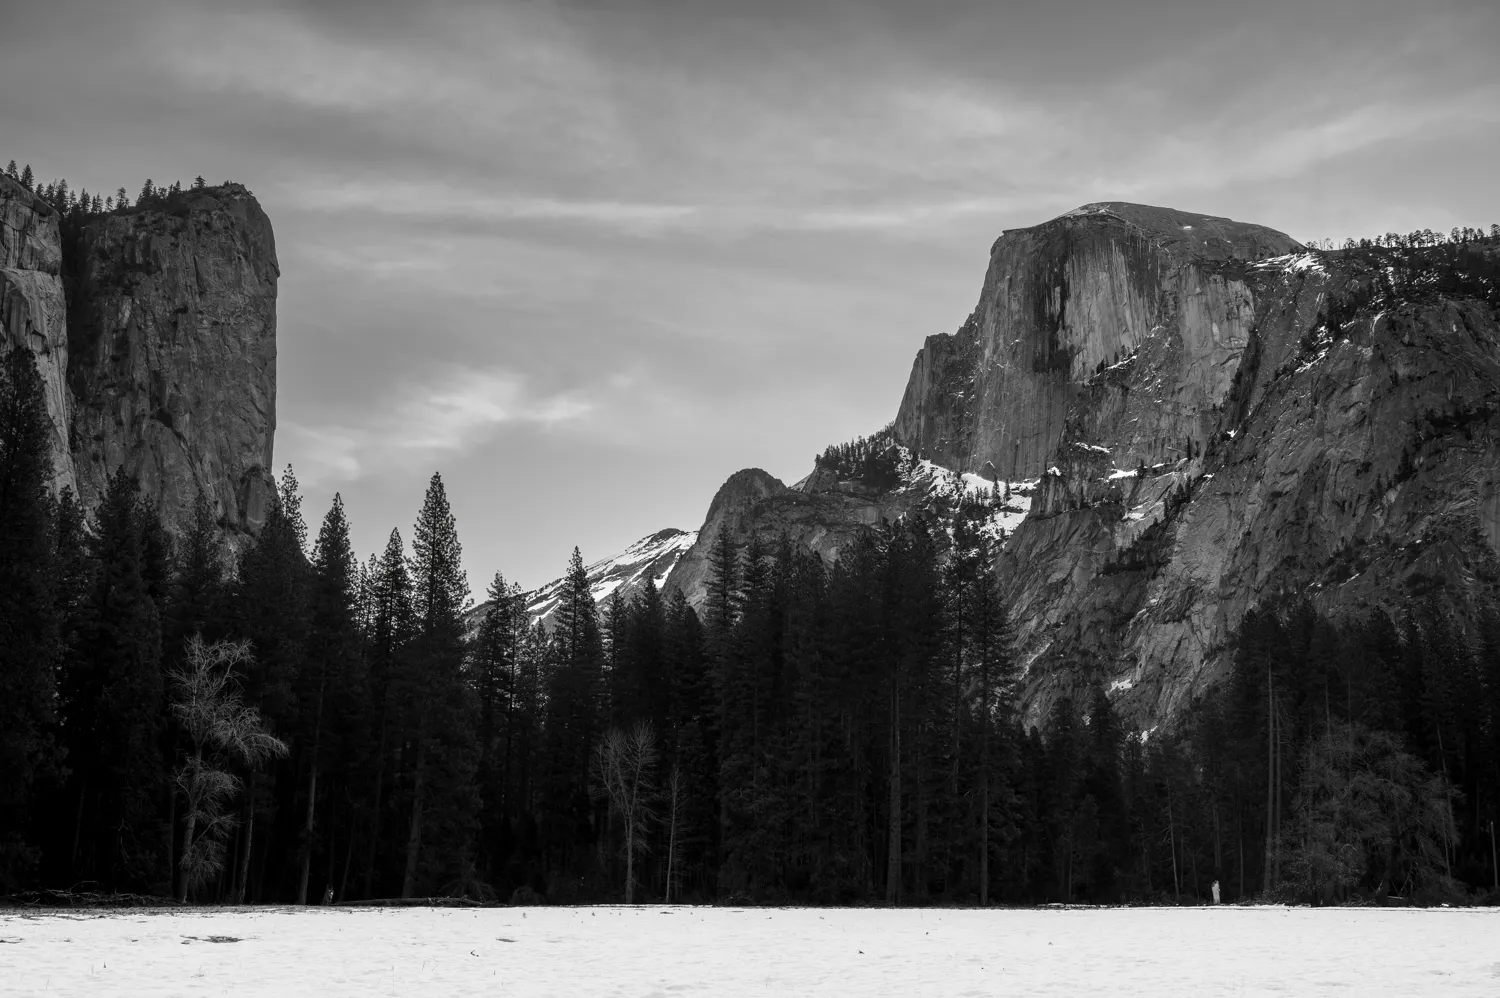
left=66, top=183, right=278, bottom=539
left=0, top=173, right=74, bottom=491
left=673, top=201, right=1500, bottom=732
left=1065, top=249, right=1500, bottom=727
left=893, top=203, right=1300, bottom=481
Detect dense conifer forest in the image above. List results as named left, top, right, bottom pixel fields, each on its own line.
left=3, top=238, right=1500, bottom=904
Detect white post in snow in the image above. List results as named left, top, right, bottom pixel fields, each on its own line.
left=1211, top=879, right=1221, bottom=905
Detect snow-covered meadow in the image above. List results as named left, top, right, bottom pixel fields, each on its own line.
left=2, top=904, right=1497, bottom=996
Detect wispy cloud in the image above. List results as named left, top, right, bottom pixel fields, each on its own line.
left=289, top=179, right=699, bottom=234
left=285, top=367, right=592, bottom=487
left=287, top=176, right=1062, bottom=238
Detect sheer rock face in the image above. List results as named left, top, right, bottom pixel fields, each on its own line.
left=671, top=201, right=1500, bottom=732
left=894, top=203, right=1301, bottom=481
left=0, top=174, right=74, bottom=491
left=66, top=184, right=278, bottom=540
left=1025, top=252, right=1500, bottom=729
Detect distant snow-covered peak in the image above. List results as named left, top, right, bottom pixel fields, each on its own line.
left=503, top=527, right=699, bottom=629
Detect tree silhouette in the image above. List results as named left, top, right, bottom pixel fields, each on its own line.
left=592, top=721, right=658, bottom=902
left=170, top=637, right=288, bottom=900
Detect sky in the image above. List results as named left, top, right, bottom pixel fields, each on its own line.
left=3, top=0, right=1498, bottom=594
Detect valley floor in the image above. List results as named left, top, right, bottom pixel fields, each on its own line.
left=1, top=903, right=1496, bottom=996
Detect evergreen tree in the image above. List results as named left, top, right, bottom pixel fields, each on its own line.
left=294, top=494, right=361, bottom=903
left=400, top=473, right=477, bottom=898
left=0, top=348, right=64, bottom=889
left=945, top=491, right=1017, bottom=903
left=164, top=488, right=226, bottom=659
left=231, top=468, right=310, bottom=901
left=59, top=467, right=167, bottom=892
left=1080, top=683, right=1127, bottom=900
left=541, top=547, right=604, bottom=882
left=473, top=570, right=522, bottom=886
left=361, top=529, right=414, bottom=898
left=884, top=518, right=946, bottom=903
left=662, top=586, right=715, bottom=898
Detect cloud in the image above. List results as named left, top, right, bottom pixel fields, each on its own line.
left=287, top=175, right=1059, bottom=239
left=289, top=179, right=699, bottom=234
left=157, top=3, right=637, bottom=179
left=284, top=367, right=593, bottom=487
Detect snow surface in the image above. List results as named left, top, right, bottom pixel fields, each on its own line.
left=1254, top=251, right=1326, bottom=275
left=521, top=528, right=698, bottom=624
left=3, top=905, right=1497, bottom=997
left=906, top=459, right=1037, bottom=544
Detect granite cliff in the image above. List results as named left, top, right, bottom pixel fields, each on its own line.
left=1, top=174, right=73, bottom=492
left=0, top=174, right=277, bottom=541
left=892, top=203, right=1300, bottom=480
left=1019, top=235, right=1500, bottom=729
left=667, top=201, right=1500, bottom=731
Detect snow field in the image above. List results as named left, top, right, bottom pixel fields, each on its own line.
left=2, top=904, right=1498, bottom=997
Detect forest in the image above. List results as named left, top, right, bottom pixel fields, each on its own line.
left=3, top=338, right=1500, bottom=906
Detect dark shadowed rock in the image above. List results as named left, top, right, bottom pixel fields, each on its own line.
left=66, top=183, right=278, bottom=541
left=0, top=173, right=73, bottom=491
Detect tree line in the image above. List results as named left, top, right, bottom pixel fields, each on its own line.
left=1320, top=227, right=1500, bottom=332
left=813, top=423, right=905, bottom=489
left=4, top=159, right=216, bottom=220
left=2, top=341, right=1496, bottom=904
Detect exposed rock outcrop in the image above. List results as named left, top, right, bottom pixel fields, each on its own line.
left=66, top=184, right=278, bottom=539
left=0, top=173, right=74, bottom=491
left=664, top=466, right=924, bottom=612
left=2, top=174, right=277, bottom=543
left=669, top=201, right=1500, bottom=733
left=893, top=203, right=1300, bottom=481
left=1023, top=247, right=1500, bottom=728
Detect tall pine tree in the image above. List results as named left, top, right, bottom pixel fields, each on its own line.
left=401, top=473, right=477, bottom=897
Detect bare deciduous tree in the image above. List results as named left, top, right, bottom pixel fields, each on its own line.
left=170, top=637, right=288, bottom=902
left=590, top=721, right=657, bottom=903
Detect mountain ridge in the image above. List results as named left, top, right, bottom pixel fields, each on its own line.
left=468, top=526, right=699, bottom=632
left=658, top=201, right=1500, bottom=730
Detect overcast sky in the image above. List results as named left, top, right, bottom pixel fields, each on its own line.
left=4, top=0, right=1498, bottom=593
